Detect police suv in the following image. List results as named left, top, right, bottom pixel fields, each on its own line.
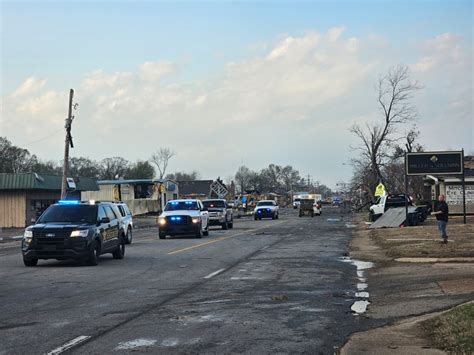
left=22, top=200, right=126, bottom=267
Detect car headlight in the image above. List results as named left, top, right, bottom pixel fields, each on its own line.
left=158, top=217, right=167, bottom=226
left=192, top=217, right=201, bottom=224
left=23, top=230, right=33, bottom=245
left=70, top=230, right=89, bottom=238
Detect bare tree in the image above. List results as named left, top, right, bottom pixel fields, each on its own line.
left=150, top=148, right=175, bottom=179
left=350, top=65, right=421, bottom=198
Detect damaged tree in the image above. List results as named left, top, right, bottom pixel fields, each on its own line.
left=350, top=65, right=421, bottom=200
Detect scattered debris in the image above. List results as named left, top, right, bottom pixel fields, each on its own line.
left=271, top=295, right=289, bottom=302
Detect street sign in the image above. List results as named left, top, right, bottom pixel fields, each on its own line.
left=374, top=183, right=386, bottom=197
left=406, top=151, right=463, bottom=176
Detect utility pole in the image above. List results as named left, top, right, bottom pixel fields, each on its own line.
left=61, top=89, right=75, bottom=199
left=307, top=174, right=311, bottom=192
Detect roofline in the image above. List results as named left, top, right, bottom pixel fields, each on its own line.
left=97, top=179, right=177, bottom=185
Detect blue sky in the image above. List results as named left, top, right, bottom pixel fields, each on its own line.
left=2, top=0, right=472, bottom=92
left=1, top=0, right=473, bottom=186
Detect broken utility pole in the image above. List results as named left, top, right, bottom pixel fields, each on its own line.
left=61, top=89, right=75, bottom=199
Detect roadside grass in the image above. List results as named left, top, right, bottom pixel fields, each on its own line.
left=421, top=303, right=474, bottom=354
left=355, top=214, right=474, bottom=259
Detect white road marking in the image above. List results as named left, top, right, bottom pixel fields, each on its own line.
left=204, top=268, right=226, bottom=279
left=46, top=335, right=91, bottom=355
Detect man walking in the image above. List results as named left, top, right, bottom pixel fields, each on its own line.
left=433, top=195, right=449, bottom=244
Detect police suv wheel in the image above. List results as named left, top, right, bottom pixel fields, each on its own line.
left=125, top=227, right=132, bottom=244
left=159, top=232, right=166, bottom=239
left=222, top=220, right=229, bottom=230
left=23, top=258, right=38, bottom=267
left=113, top=237, right=125, bottom=259
left=196, top=224, right=203, bottom=239
left=229, top=220, right=234, bottom=229
left=86, top=241, right=100, bottom=266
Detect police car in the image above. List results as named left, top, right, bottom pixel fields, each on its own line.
left=21, top=200, right=126, bottom=266
left=158, top=199, right=210, bottom=239
left=254, top=200, right=279, bottom=220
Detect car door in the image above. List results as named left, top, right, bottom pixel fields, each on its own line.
left=103, top=205, right=120, bottom=250
left=97, top=206, right=108, bottom=249
left=199, top=201, right=209, bottom=229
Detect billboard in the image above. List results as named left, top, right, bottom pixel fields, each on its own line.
left=406, top=151, right=463, bottom=176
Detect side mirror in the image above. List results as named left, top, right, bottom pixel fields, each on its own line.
left=99, top=217, right=110, bottom=224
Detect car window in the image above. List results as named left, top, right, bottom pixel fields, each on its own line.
left=104, top=205, right=117, bottom=220
left=98, top=206, right=107, bottom=221
left=37, top=205, right=97, bottom=224
left=257, top=201, right=274, bottom=206
left=165, top=201, right=199, bottom=211
left=123, top=205, right=131, bottom=216
left=117, top=205, right=126, bottom=217
left=203, top=200, right=226, bottom=208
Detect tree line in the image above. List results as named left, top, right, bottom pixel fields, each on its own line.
left=0, top=137, right=155, bottom=180
left=234, top=164, right=332, bottom=196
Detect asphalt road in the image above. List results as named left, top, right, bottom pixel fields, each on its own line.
left=0, top=207, right=371, bottom=354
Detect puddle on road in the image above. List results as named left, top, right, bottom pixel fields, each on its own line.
left=351, top=300, right=370, bottom=314
left=327, top=218, right=341, bottom=222
left=114, top=338, right=157, bottom=351
left=340, top=257, right=374, bottom=315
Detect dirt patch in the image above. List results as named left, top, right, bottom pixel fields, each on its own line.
left=421, top=302, right=474, bottom=354
left=438, top=279, right=474, bottom=295
left=357, top=215, right=474, bottom=259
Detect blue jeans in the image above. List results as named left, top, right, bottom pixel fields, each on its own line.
left=437, top=220, right=448, bottom=239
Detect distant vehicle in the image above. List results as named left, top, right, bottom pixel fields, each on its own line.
left=158, top=199, right=209, bottom=239
left=254, top=200, right=279, bottom=220
left=369, top=194, right=413, bottom=221
left=292, top=198, right=301, bottom=209
left=332, top=196, right=343, bottom=206
left=298, top=198, right=317, bottom=217
left=21, top=200, right=126, bottom=267
left=203, top=199, right=234, bottom=230
left=114, top=202, right=134, bottom=244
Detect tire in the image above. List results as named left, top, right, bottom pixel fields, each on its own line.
left=229, top=219, right=234, bottom=229
left=125, top=227, right=132, bottom=244
left=369, top=212, right=376, bottom=222
left=222, top=220, right=229, bottom=230
left=23, top=258, right=38, bottom=267
left=196, top=224, right=203, bottom=239
left=299, top=211, right=302, bottom=217
left=311, top=211, right=314, bottom=217
left=254, top=216, right=258, bottom=220
left=86, top=240, right=100, bottom=266
left=272, top=214, right=276, bottom=220
left=159, top=232, right=166, bottom=239
left=276, top=213, right=279, bottom=220
left=113, top=236, right=125, bottom=259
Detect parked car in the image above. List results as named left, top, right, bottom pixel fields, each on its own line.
left=202, top=199, right=234, bottom=230
left=114, top=202, right=134, bottom=244
left=158, top=199, right=210, bottom=239
left=22, top=200, right=126, bottom=267
left=369, top=194, right=412, bottom=221
left=254, top=200, right=279, bottom=220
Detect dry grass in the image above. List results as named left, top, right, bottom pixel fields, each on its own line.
left=421, top=303, right=474, bottom=354
left=353, top=214, right=474, bottom=259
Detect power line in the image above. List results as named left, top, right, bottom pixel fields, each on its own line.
left=17, top=128, right=63, bottom=147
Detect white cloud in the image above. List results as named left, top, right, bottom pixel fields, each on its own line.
left=1, top=28, right=472, bottom=182
left=139, top=60, right=176, bottom=82
left=10, top=77, right=46, bottom=97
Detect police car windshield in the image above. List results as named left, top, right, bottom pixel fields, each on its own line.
left=257, top=201, right=274, bottom=206
left=165, top=201, right=199, bottom=211
left=37, top=205, right=97, bottom=224
left=202, top=200, right=225, bottom=208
